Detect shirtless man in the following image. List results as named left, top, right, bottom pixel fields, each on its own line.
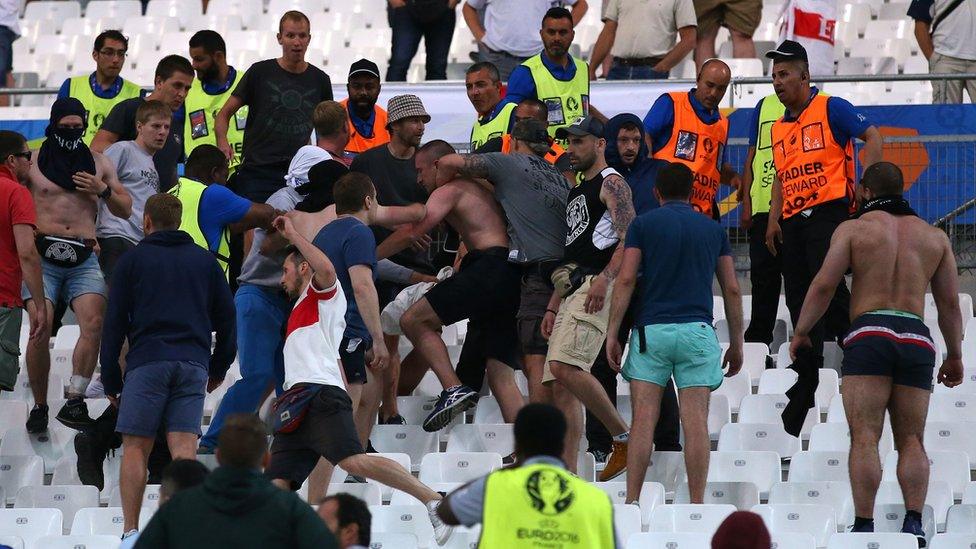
left=381, top=140, right=525, bottom=431
left=789, top=162, right=964, bottom=543
left=24, top=97, right=132, bottom=433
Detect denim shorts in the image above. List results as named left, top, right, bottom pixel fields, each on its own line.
left=22, top=254, right=107, bottom=305
left=117, top=360, right=209, bottom=437
left=622, top=322, right=723, bottom=390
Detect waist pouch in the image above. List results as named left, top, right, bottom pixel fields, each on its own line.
left=272, top=383, right=324, bottom=434
left=551, top=262, right=600, bottom=298
left=36, top=235, right=94, bottom=268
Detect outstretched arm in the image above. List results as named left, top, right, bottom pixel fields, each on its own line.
left=374, top=202, right=427, bottom=229
left=376, top=187, right=457, bottom=260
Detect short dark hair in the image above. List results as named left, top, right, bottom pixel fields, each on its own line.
left=279, top=10, right=310, bottom=33
left=94, top=30, right=128, bottom=52
left=465, top=62, right=500, bottom=83
left=185, top=144, right=228, bottom=181
left=145, top=193, right=183, bottom=231
left=516, top=98, right=549, bottom=123
left=542, top=7, right=573, bottom=25
left=861, top=161, right=904, bottom=196
left=322, top=493, right=371, bottom=546
left=333, top=173, right=375, bottom=215
left=514, top=403, right=566, bottom=459
left=160, top=459, right=210, bottom=499
left=656, top=162, right=694, bottom=200
left=618, top=121, right=641, bottom=134
left=0, top=130, right=27, bottom=161
left=189, top=30, right=226, bottom=55
left=284, top=245, right=306, bottom=268
left=217, top=414, right=268, bottom=469
left=417, top=139, right=456, bottom=161
left=155, top=54, right=194, bottom=82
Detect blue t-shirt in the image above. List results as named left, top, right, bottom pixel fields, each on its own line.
left=312, top=216, right=377, bottom=342
left=348, top=103, right=377, bottom=139
left=199, top=184, right=251, bottom=251
left=642, top=90, right=724, bottom=156
left=625, top=202, right=732, bottom=326
left=502, top=53, right=581, bottom=107
left=201, top=66, right=238, bottom=95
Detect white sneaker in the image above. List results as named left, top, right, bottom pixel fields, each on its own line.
left=121, top=529, right=138, bottom=540
left=85, top=377, right=105, bottom=399
left=426, top=500, right=453, bottom=546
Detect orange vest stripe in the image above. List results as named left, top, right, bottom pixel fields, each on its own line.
left=341, top=99, right=390, bottom=154
left=771, top=94, right=855, bottom=220
left=500, top=134, right=565, bottom=166
left=651, top=92, right=728, bottom=216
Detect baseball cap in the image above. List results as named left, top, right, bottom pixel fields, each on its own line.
left=348, top=59, right=380, bottom=79
left=510, top=119, right=550, bottom=144
left=555, top=115, right=605, bottom=140
left=765, top=40, right=808, bottom=63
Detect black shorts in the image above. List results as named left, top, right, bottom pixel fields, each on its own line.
left=841, top=312, right=937, bottom=390
left=265, top=385, right=365, bottom=489
left=376, top=279, right=408, bottom=311
left=516, top=262, right=558, bottom=356
left=96, top=237, right=136, bottom=285
left=339, top=337, right=369, bottom=385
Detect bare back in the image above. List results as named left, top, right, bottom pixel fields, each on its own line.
left=27, top=151, right=110, bottom=239
left=847, top=211, right=950, bottom=318
left=437, top=178, right=509, bottom=251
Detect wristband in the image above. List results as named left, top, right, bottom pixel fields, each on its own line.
left=545, top=309, right=557, bottom=315
left=99, top=185, right=112, bottom=199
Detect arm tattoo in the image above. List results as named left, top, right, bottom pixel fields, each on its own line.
left=603, top=174, right=636, bottom=238
left=457, top=154, right=491, bottom=180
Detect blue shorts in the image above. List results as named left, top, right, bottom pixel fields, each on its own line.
left=22, top=254, right=107, bottom=305
left=842, top=311, right=937, bottom=390
left=622, top=322, right=723, bottom=390
left=117, top=360, right=209, bottom=437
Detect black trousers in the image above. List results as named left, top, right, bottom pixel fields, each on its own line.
left=744, top=213, right=783, bottom=346
left=779, top=200, right=851, bottom=436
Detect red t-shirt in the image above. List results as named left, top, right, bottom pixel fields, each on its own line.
left=0, top=167, right=36, bottom=308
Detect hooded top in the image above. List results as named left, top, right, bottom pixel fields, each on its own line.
left=604, top=113, right=663, bottom=215
left=37, top=97, right=97, bottom=191
left=133, top=466, right=337, bottom=549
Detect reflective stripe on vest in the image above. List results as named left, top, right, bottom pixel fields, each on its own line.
left=771, top=94, right=855, bottom=220
left=68, top=76, right=142, bottom=145
left=520, top=54, right=590, bottom=144
left=168, top=177, right=231, bottom=279
left=750, top=94, right=787, bottom=215
left=184, top=72, right=246, bottom=173
left=341, top=99, right=390, bottom=155
left=651, top=91, right=729, bottom=216
left=479, top=462, right=615, bottom=548
left=470, top=102, right=516, bottom=150
left=500, top=133, right=565, bottom=166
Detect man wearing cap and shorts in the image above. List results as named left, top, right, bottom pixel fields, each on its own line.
left=435, top=119, right=571, bottom=405
left=606, top=162, right=743, bottom=506
left=764, top=40, right=883, bottom=437
left=538, top=115, right=635, bottom=479
left=379, top=139, right=525, bottom=433
left=789, top=162, right=964, bottom=543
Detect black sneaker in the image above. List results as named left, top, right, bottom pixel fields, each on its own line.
left=74, top=431, right=106, bottom=491
left=56, top=398, right=95, bottom=430
left=502, top=452, right=518, bottom=467
left=590, top=449, right=610, bottom=464
left=902, top=514, right=926, bottom=547
left=380, top=414, right=407, bottom=425
left=422, top=385, right=479, bottom=432
left=26, top=405, right=48, bottom=434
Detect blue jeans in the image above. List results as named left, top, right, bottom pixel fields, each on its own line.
left=607, top=61, right=669, bottom=80
left=0, top=26, right=15, bottom=78
left=200, top=284, right=291, bottom=448
left=386, top=5, right=455, bottom=81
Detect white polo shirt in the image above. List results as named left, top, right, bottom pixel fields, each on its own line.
left=282, top=279, right=347, bottom=391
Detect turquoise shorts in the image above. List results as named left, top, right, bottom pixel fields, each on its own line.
left=622, top=322, right=723, bottom=390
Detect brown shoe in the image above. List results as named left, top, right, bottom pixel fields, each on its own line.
left=598, top=440, right=628, bottom=481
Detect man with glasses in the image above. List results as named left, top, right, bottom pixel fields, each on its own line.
left=58, top=30, right=142, bottom=146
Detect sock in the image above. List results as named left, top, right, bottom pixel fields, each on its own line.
left=904, top=510, right=923, bottom=524
left=69, top=375, right=91, bottom=397
left=613, top=431, right=629, bottom=442
left=852, top=517, right=874, bottom=532
left=32, top=403, right=48, bottom=411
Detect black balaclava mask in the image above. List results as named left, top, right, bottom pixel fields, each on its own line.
left=37, top=97, right=97, bottom=191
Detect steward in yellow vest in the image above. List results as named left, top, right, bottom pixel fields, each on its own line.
left=466, top=62, right=516, bottom=150
left=186, top=31, right=246, bottom=175
left=61, top=30, right=143, bottom=145
left=436, top=404, right=618, bottom=548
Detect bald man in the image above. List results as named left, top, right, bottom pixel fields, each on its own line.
left=642, top=59, right=740, bottom=219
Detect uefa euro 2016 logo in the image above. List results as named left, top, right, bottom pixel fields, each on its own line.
left=525, top=470, right=575, bottom=515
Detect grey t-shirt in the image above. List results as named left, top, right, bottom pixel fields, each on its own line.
left=238, top=186, right=304, bottom=288
left=480, top=152, right=569, bottom=263
left=96, top=140, right=160, bottom=243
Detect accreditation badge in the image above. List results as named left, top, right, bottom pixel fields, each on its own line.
left=189, top=109, right=208, bottom=139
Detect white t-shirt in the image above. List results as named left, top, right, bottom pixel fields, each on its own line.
left=282, top=278, right=347, bottom=391
left=467, top=0, right=580, bottom=58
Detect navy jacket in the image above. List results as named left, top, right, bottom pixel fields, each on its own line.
left=100, top=230, right=236, bottom=396
left=605, top=113, right=663, bottom=215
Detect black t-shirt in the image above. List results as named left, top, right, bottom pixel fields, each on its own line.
left=350, top=144, right=434, bottom=273
left=476, top=136, right=573, bottom=173
left=101, top=97, right=183, bottom=191
left=234, top=59, right=333, bottom=174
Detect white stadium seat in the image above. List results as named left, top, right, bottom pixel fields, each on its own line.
left=369, top=532, right=419, bottom=549
left=0, top=400, right=28, bottom=435
left=390, top=483, right=460, bottom=507
left=370, top=425, right=438, bottom=469
left=0, top=508, right=62, bottom=549
left=883, top=451, right=970, bottom=499
left=757, top=368, right=838, bottom=412
left=649, top=503, right=736, bottom=536
left=626, top=532, right=710, bottom=548
left=827, top=532, right=921, bottom=549
left=753, top=503, right=836, bottom=548
left=709, top=394, right=732, bottom=441
left=33, top=535, right=120, bottom=549
left=207, top=0, right=265, bottom=30
left=614, top=504, right=642, bottom=543
left=875, top=480, right=953, bottom=530
left=739, top=394, right=819, bottom=439
left=0, top=456, right=44, bottom=505
left=807, top=422, right=895, bottom=463
left=446, top=424, right=514, bottom=456
left=108, top=484, right=160, bottom=511
left=713, top=370, right=751, bottom=413
left=923, top=421, right=976, bottom=467
left=769, top=481, right=855, bottom=531
left=873, top=504, right=936, bottom=544
left=927, top=394, right=976, bottom=422
left=718, top=422, right=801, bottom=458
left=145, top=0, right=205, bottom=30
left=617, top=451, right=686, bottom=497
left=945, top=504, right=976, bottom=534
left=930, top=533, right=976, bottom=548
left=369, top=505, right=434, bottom=548
left=707, top=451, right=781, bottom=498
left=674, top=481, right=759, bottom=510
left=84, top=1, right=143, bottom=25
left=419, top=452, right=501, bottom=484
left=15, top=486, right=99, bottom=534
left=788, top=451, right=850, bottom=483
left=69, top=507, right=153, bottom=536
left=769, top=532, right=817, bottom=549
left=0, top=535, right=22, bottom=549
left=24, top=1, right=83, bottom=34
left=472, top=396, right=505, bottom=425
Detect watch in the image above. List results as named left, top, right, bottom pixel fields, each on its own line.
left=99, top=185, right=112, bottom=199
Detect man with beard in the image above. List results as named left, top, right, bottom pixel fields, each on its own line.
left=23, top=97, right=132, bottom=434
left=341, top=59, right=389, bottom=157
left=185, top=30, right=246, bottom=175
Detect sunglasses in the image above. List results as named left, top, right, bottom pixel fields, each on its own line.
left=10, top=151, right=30, bottom=161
